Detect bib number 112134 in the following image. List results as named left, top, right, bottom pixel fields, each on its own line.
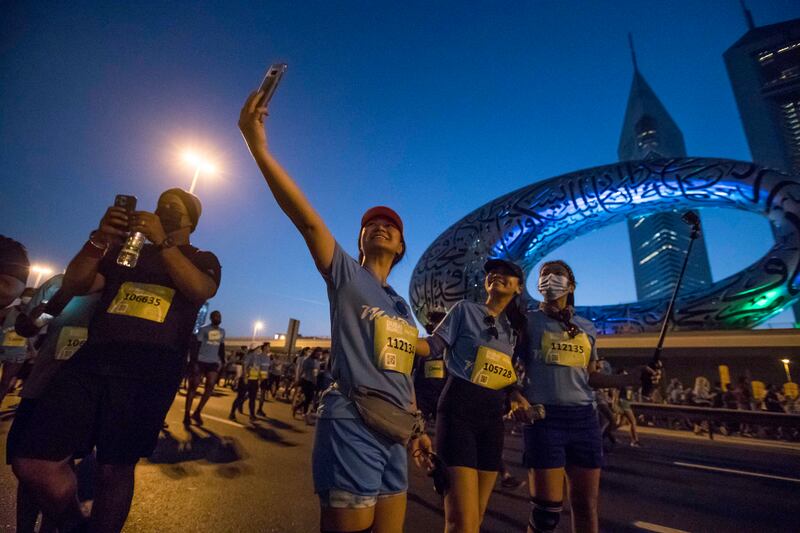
left=373, top=315, right=417, bottom=375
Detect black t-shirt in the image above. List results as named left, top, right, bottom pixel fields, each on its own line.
left=76, top=243, right=221, bottom=377
left=0, top=236, right=30, bottom=284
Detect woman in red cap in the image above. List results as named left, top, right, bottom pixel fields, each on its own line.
left=240, top=91, right=432, bottom=533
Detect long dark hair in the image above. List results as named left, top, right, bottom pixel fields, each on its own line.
left=502, top=294, right=528, bottom=339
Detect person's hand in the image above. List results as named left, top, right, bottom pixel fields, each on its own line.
left=409, top=433, right=434, bottom=470
left=640, top=363, right=662, bottom=387
left=130, top=211, right=167, bottom=245
left=509, top=396, right=533, bottom=424
left=96, top=206, right=130, bottom=246
left=238, top=91, right=269, bottom=152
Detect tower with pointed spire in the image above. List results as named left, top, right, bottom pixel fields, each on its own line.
left=724, top=6, right=800, bottom=326
left=620, top=35, right=714, bottom=303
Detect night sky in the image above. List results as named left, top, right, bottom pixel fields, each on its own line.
left=3, top=1, right=800, bottom=336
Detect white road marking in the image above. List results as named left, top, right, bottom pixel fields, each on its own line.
left=198, top=414, right=245, bottom=428
left=673, top=461, right=800, bottom=483
left=631, top=521, right=690, bottom=533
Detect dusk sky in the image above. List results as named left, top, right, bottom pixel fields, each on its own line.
left=3, top=1, right=800, bottom=337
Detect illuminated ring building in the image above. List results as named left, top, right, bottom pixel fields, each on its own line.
left=409, top=158, right=800, bottom=332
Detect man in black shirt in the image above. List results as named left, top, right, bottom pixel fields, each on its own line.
left=11, top=189, right=221, bottom=533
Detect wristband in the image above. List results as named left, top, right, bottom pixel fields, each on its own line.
left=88, top=231, right=109, bottom=251
left=81, top=240, right=106, bottom=259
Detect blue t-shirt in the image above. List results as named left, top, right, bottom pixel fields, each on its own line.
left=196, top=324, right=225, bottom=363
left=301, top=356, right=320, bottom=383
left=244, top=351, right=271, bottom=379
left=432, top=300, right=516, bottom=384
left=21, top=275, right=100, bottom=399
left=518, top=309, right=598, bottom=406
left=318, top=243, right=418, bottom=419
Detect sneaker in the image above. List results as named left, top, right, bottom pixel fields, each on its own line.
left=630, top=440, right=641, bottom=447
left=191, top=412, right=203, bottom=426
left=228, top=412, right=236, bottom=421
left=500, top=474, right=525, bottom=490
left=182, top=415, right=191, bottom=426
left=257, top=409, right=266, bottom=417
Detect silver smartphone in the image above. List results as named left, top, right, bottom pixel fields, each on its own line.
left=257, top=63, right=288, bottom=108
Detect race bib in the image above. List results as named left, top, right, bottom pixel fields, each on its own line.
left=207, top=329, right=222, bottom=343
left=470, top=346, right=516, bottom=390
left=247, top=367, right=260, bottom=380
left=259, top=370, right=268, bottom=379
left=55, top=326, right=88, bottom=360
left=424, top=359, right=445, bottom=379
left=2, top=329, right=26, bottom=347
left=541, top=330, right=592, bottom=368
left=373, top=315, right=417, bottom=375
left=107, top=282, right=175, bottom=323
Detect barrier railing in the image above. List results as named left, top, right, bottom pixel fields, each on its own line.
left=629, top=402, right=800, bottom=441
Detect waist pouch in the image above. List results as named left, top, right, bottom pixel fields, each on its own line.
left=347, top=385, right=424, bottom=445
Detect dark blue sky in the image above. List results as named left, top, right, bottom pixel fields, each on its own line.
left=3, top=1, right=799, bottom=336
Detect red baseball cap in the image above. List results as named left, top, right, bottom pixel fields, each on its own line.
left=361, top=206, right=404, bottom=234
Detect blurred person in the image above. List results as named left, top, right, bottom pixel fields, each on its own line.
left=184, top=310, right=225, bottom=426
left=690, top=376, right=713, bottom=435
left=11, top=189, right=220, bottom=533
left=0, top=236, right=30, bottom=309
left=0, top=287, right=35, bottom=406
left=257, top=342, right=272, bottom=416
left=267, top=351, right=284, bottom=398
left=297, top=347, right=321, bottom=424
left=8, top=275, right=99, bottom=533
left=412, top=310, right=447, bottom=422
left=230, top=345, right=270, bottom=421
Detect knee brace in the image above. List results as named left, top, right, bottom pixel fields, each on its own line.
left=529, top=498, right=562, bottom=533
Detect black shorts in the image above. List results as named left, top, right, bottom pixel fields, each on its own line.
left=259, top=379, right=270, bottom=391
left=6, top=399, right=40, bottom=464
left=194, top=361, right=221, bottom=375
left=12, top=365, right=181, bottom=465
left=435, top=376, right=505, bottom=471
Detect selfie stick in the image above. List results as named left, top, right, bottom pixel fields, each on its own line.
left=644, top=211, right=701, bottom=394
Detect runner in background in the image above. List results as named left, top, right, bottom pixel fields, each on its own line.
left=257, top=342, right=272, bottom=416
left=0, top=236, right=30, bottom=309
left=412, top=310, right=447, bottom=422
left=0, top=287, right=35, bottom=406
left=184, top=310, right=225, bottom=426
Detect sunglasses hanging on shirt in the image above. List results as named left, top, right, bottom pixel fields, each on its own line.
left=382, top=286, right=409, bottom=318
left=483, top=314, right=499, bottom=340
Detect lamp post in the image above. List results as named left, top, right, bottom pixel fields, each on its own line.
left=252, top=321, right=264, bottom=347
left=30, top=264, right=53, bottom=288
left=782, top=358, right=793, bottom=383
left=182, top=151, right=216, bottom=195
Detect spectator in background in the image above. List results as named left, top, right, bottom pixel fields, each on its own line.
left=667, top=378, right=685, bottom=404
left=0, top=236, right=30, bottom=309
left=764, top=384, right=785, bottom=413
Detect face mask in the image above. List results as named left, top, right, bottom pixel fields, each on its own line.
left=155, top=206, right=185, bottom=233
left=538, top=273, right=570, bottom=302
left=20, top=297, right=32, bottom=305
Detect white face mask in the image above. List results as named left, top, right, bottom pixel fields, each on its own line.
left=20, top=296, right=32, bottom=305
left=538, top=273, right=570, bottom=302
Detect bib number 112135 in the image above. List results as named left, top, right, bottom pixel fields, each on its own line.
left=373, top=315, right=417, bottom=375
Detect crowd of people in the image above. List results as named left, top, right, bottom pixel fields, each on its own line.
left=2, top=83, right=795, bottom=533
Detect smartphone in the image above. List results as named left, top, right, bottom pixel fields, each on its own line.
left=257, top=63, right=288, bottom=108
left=114, top=194, right=137, bottom=213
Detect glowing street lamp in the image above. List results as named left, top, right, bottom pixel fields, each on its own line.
left=30, top=264, right=53, bottom=288
left=182, top=150, right=217, bottom=195
left=782, top=359, right=793, bottom=383
left=252, top=321, right=264, bottom=346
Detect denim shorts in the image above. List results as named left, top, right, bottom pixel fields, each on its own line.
left=312, top=417, right=408, bottom=508
left=522, top=404, right=603, bottom=470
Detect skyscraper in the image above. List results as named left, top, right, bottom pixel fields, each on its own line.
left=724, top=8, right=800, bottom=326
left=620, top=40, right=714, bottom=302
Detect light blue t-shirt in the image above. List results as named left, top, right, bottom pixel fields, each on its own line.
left=244, top=350, right=271, bottom=379
left=301, top=356, right=320, bottom=383
left=518, top=309, right=598, bottom=406
left=318, top=243, right=417, bottom=419
left=20, top=275, right=100, bottom=399
left=432, top=300, right=516, bottom=383
left=196, top=324, right=226, bottom=363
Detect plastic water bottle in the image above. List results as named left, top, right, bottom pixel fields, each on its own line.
left=117, top=232, right=146, bottom=268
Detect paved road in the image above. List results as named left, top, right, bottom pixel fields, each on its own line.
left=1, top=387, right=799, bottom=532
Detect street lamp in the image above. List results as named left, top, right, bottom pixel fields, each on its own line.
left=781, top=358, right=792, bottom=383
left=30, top=264, right=53, bottom=288
left=252, top=321, right=264, bottom=346
left=182, top=150, right=217, bottom=195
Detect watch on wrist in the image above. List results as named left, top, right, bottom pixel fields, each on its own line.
left=88, top=230, right=109, bottom=251
left=157, top=236, right=176, bottom=251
